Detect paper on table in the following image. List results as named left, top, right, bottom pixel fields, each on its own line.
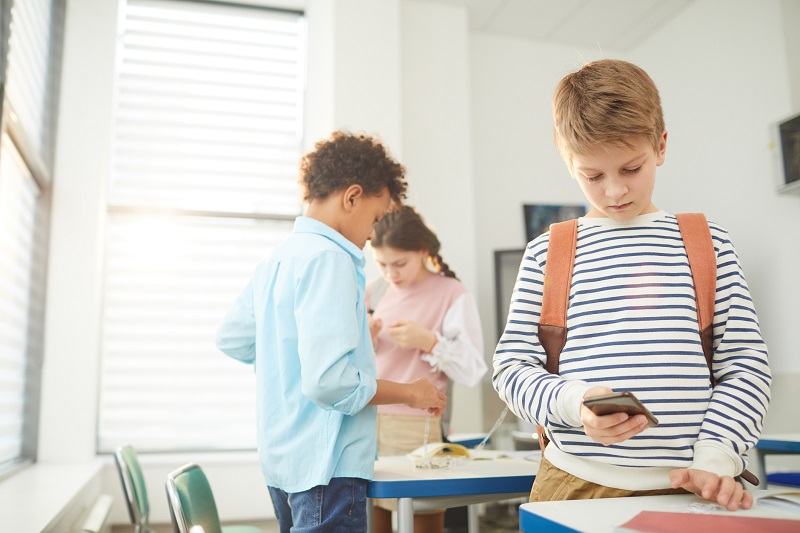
left=469, top=449, right=513, bottom=460
left=406, top=442, right=470, bottom=470
left=406, top=442, right=470, bottom=460
left=757, top=491, right=800, bottom=514
left=615, top=511, right=800, bottom=533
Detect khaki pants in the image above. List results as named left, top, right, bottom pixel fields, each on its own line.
left=377, top=413, right=442, bottom=456
left=530, top=455, right=689, bottom=502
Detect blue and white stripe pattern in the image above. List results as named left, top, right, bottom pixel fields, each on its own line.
left=493, top=211, right=770, bottom=473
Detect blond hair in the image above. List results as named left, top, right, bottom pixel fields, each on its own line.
left=552, top=59, right=665, bottom=174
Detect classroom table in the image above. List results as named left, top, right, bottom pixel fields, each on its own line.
left=753, top=433, right=800, bottom=489
left=368, top=451, right=538, bottom=533
left=519, top=489, right=800, bottom=532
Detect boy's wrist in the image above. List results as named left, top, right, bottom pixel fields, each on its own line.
left=691, top=440, right=741, bottom=477
left=559, top=381, right=593, bottom=427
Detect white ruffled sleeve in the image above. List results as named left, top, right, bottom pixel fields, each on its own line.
left=420, top=292, right=487, bottom=387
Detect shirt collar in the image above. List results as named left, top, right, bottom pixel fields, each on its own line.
left=294, top=216, right=366, bottom=267
left=578, top=210, right=668, bottom=227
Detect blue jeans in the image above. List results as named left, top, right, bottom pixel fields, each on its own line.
left=268, top=477, right=368, bottom=533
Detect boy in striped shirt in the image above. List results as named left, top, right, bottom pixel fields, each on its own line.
left=492, top=59, right=770, bottom=511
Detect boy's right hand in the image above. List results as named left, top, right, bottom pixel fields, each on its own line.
left=406, top=378, right=447, bottom=416
left=580, top=386, right=649, bottom=445
left=669, top=469, right=753, bottom=511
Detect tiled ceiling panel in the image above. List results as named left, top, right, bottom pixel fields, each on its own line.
left=412, top=0, right=694, bottom=51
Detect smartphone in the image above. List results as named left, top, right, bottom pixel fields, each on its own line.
left=582, top=391, right=659, bottom=427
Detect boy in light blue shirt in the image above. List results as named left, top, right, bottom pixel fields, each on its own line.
left=217, top=131, right=446, bottom=533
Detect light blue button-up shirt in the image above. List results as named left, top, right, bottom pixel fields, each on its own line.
left=216, top=216, right=378, bottom=493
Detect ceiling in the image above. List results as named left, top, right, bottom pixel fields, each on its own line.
left=415, top=0, right=694, bottom=52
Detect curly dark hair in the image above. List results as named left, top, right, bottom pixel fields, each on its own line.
left=372, top=205, right=457, bottom=279
left=299, top=131, right=407, bottom=203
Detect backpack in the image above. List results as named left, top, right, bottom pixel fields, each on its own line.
left=534, top=213, right=759, bottom=485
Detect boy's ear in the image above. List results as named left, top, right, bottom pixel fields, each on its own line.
left=342, top=184, right=364, bottom=212
left=656, top=130, right=668, bottom=166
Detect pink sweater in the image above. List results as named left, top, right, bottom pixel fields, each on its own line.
left=367, top=274, right=466, bottom=416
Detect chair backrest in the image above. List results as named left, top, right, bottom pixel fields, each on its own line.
left=114, top=445, right=150, bottom=530
left=166, top=463, right=223, bottom=533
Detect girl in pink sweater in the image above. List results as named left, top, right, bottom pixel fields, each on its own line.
left=367, top=206, right=486, bottom=533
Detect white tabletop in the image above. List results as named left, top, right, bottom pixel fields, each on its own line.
left=369, top=452, right=539, bottom=533
left=369, top=451, right=539, bottom=499
left=519, top=489, right=800, bottom=532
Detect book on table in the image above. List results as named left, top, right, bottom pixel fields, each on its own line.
left=615, top=492, right=800, bottom=532
left=758, top=491, right=800, bottom=513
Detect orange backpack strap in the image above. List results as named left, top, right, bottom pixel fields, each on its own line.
left=675, top=213, right=716, bottom=387
left=677, top=213, right=759, bottom=486
left=539, top=219, right=578, bottom=375
left=536, top=219, right=578, bottom=450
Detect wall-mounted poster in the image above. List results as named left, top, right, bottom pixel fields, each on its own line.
left=523, top=204, right=586, bottom=243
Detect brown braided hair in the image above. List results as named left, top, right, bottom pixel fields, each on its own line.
left=372, top=206, right=457, bottom=279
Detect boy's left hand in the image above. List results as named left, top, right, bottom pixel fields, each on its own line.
left=580, top=387, right=649, bottom=445
left=387, top=320, right=436, bottom=352
left=669, top=468, right=753, bottom=511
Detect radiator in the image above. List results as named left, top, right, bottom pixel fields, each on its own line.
left=79, top=494, right=113, bottom=533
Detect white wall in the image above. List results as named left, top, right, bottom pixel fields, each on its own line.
left=399, top=1, right=483, bottom=433
left=783, top=0, right=800, bottom=110
left=305, top=0, right=403, bottom=154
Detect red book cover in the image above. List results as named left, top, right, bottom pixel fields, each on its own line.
left=617, top=511, right=800, bottom=533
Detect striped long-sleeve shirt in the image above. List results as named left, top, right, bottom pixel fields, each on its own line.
left=493, top=211, right=771, bottom=490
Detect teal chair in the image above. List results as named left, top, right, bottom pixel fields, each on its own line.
left=166, top=463, right=263, bottom=533
left=114, top=445, right=152, bottom=533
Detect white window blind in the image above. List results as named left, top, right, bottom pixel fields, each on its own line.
left=0, top=0, right=60, bottom=471
left=110, top=0, right=303, bottom=215
left=99, top=215, right=291, bottom=450
left=4, top=0, right=50, bottom=157
left=98, top=0, right=304, bottom=452
left=0, top=135, right=38, bottom=466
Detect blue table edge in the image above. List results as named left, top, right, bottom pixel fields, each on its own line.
left=367, top=473, right=534, bottom=499
left=448, top=436, right=490, bottom=448
left=519, top=507, right=582, bottom=533
left=757, top=438, right=800, bottom=453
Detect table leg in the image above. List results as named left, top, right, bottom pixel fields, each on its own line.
left=467, top=504, right=479, bottom=533
left=366, top=498, right=373, bottom=532
left=397, top=498, right=414, bottom=533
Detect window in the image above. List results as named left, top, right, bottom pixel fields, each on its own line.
left=0, top=0, right=65, bottom=473
left=97, top=0, right=304, bottom=452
